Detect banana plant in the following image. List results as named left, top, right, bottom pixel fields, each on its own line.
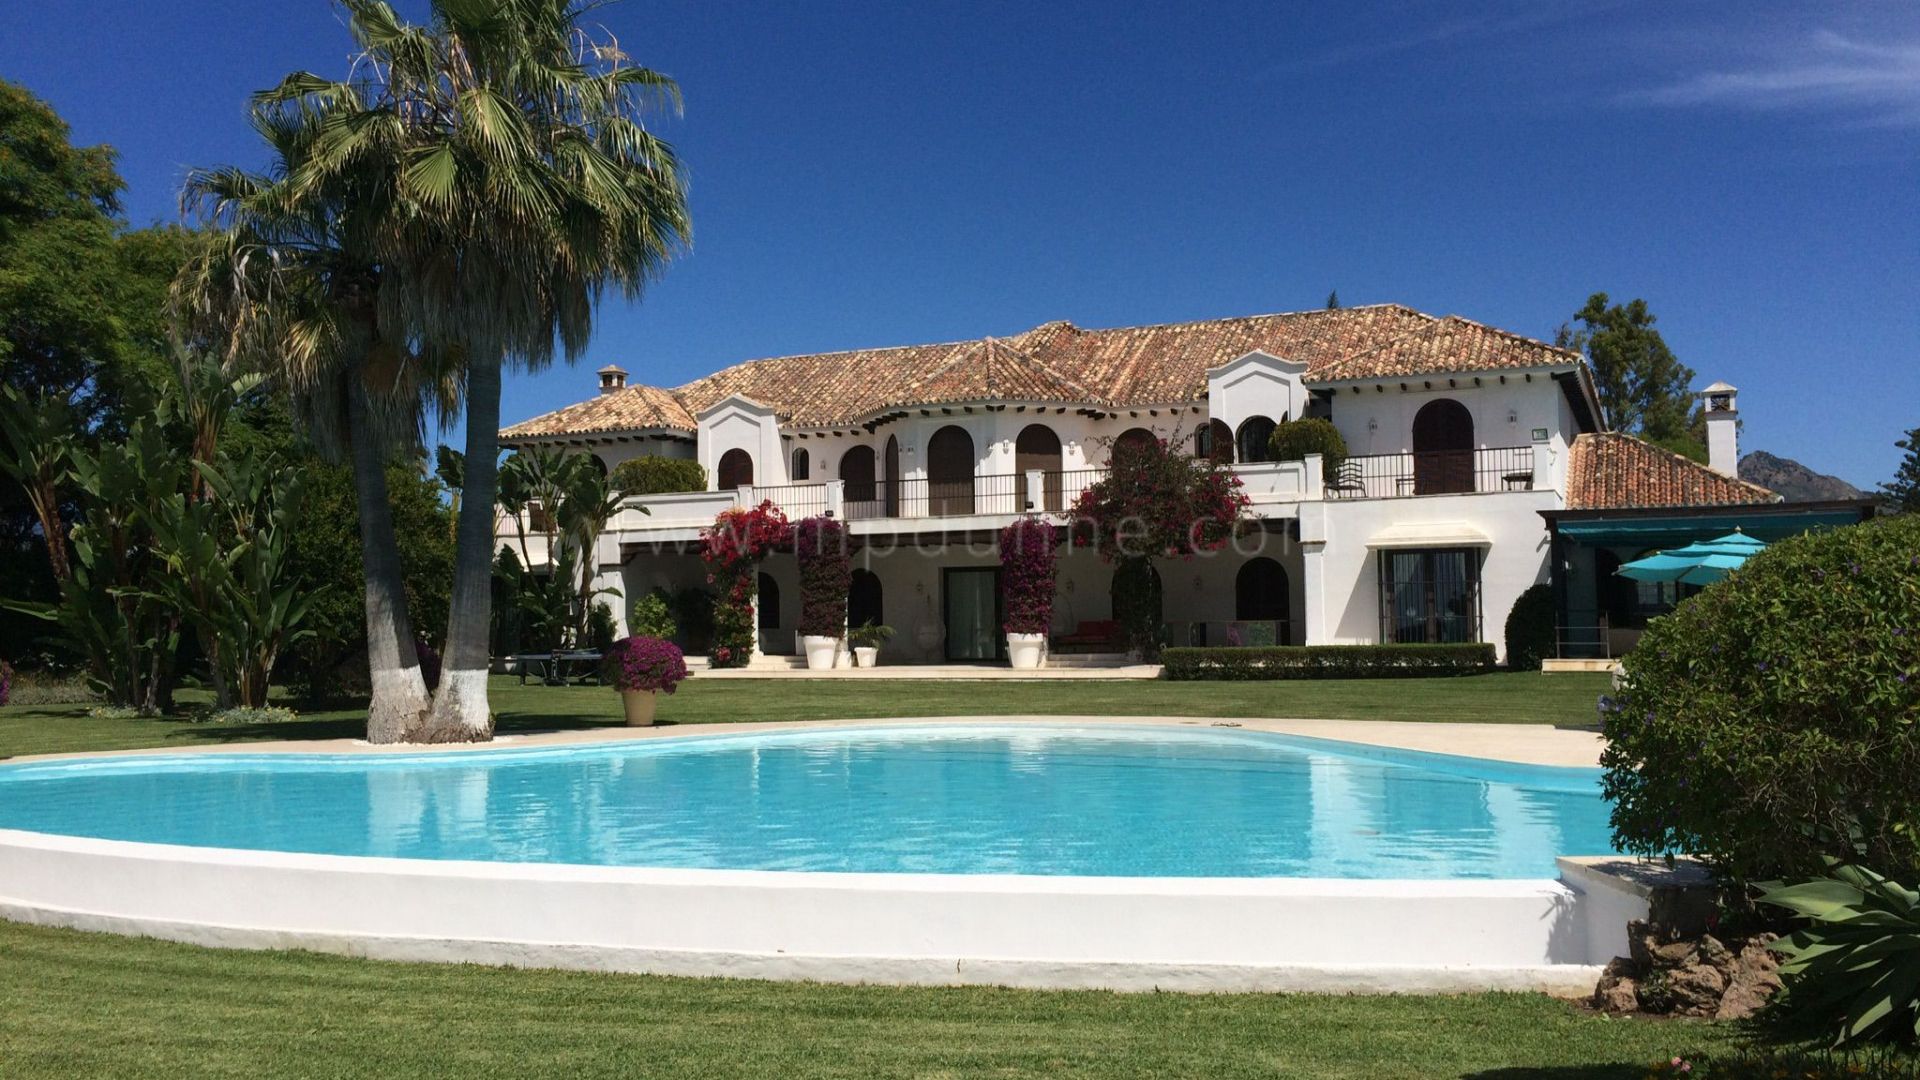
left=1761, top=859, right=1920, bottom=1046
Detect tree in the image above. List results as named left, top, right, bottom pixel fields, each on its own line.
left=1325, top=290, right=1339, bottom=310
left=1069, top=431, right=1248, bottom=658
left=1884, top=426, right=1920, bottom=514
left=265, top=0, right=691, bottom=740
left=1557, top=294, right=1703, bottom=457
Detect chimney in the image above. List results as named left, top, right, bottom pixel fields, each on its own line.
left=1698, top=380, right=1738, bottom=477
left=597, top=364, right=628, bottom=395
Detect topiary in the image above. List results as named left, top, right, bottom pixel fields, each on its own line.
left=629, top=590, right=678, bottom=641
left=999, top=517, right=1058, bottom=635
left=1502, top=582, right=1555, bottom=671
left=1268, top=417, right=1348, bottom=479
left=794, top=515, right=850, bottom=638
left=611, top=455, right=707, bottom=496
left=1601, top=514, right=1920, bottom=887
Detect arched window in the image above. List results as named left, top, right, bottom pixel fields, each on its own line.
left=883, top=436, right=901, bottom=516
left=717, top=448, right=754, bottom=490
left=848, top=568, right=884, bottom=629
left=1236, top=558, right=1291, bottom=643
left=1014, top=424, right=1064, bottom=511
left=927, top=425, right=975, bottom=515
left=790, top=447, right=810, bottom=481
left=1195, top=419, right=1234, bottom=463
left=1411, top=399, right=1474, bottom=495
left=841, top=445, right=877, bottom=512
left=1114, top=427, right=1156, bottom=459
left=1236, top=415, right=1277, bottom=463
left=756, top=572, right=780, bottom=631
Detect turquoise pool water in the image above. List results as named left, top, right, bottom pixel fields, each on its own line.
left=0, top=725, right=1618, bottom=878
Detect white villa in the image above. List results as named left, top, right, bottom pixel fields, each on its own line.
left=497, top=303, right=1860, bottom=665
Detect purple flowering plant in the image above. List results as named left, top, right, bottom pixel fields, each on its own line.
left=602, top=636, right=691, bottom=694
left=1000, top=517, right=1058, bottom=635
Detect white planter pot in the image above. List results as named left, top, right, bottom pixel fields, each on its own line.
left=853, top=647, right=878, bottom=668
left=801, top=635, right=842, bottom=671
left=619, top=689, right=658, bottom=726
left=1007, top=632, right=1047, bottom=670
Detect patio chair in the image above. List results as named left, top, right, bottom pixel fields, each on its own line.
left=1326, top=459, right=1367, bottom=498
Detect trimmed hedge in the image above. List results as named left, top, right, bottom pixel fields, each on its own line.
left=1503, top=583, right=1556, bottom=671
left=612, top=455, right=707, bottom=496
left=1161, top=643, right=1496, bottom=680
left=1268, top=417, right=1348, bottom=478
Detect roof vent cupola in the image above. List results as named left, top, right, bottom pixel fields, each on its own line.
left=597, top=364, right=628, bottom=395
left=1698, top=380, right=1738, bottom=477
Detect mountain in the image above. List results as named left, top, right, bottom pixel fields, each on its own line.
left=1738, top=451, right=1865, bottom=503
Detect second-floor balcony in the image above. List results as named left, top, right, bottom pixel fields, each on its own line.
left=1326, top=445, right=1539, bottom=500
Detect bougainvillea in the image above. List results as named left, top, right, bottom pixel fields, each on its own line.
left=601, top=635, right=691, bottom=694
left=1070, top=430, right=1248, bottom=656
left=0, top=659, right=10, bottom=708
left=1000, top=517, right=1058, bottom=635
left=794, top=515, right=851, bottom=638
left=700, top=501, right=789, bottom=667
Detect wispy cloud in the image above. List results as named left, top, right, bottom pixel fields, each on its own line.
left=1629, top=31, right=1920, bottom=126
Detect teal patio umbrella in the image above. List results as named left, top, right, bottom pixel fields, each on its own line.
left=1617, top=531, right=1767, bottom=586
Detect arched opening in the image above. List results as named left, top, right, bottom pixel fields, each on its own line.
left=1014, top=423, right=1064, bottom=511
left=883, top=436, right=901, bottom=516
left=927, top=425, right=975, bottom=516
left=841, top=445, right=877, bottom=514
left=756, top=572, right=780, bottom=631
left=790, top=447, right=810, bottom=481
left=848, top=568, right=883, bottom=629
left=1195, top=419, right=1234, bottom=463
left=1236, top=415, right=1277, bottom=463
left=1113, top=428, right=1157, bottom=462
left=717, top=448, right=754, bottom=490
left=1236, top=557, right=1291, bottom=644
left=1412, top=399, right=1474, bottom=495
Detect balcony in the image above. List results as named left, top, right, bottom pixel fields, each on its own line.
left=1325, top=446, right=1538, bottom=500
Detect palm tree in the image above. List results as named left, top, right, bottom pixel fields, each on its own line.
left=557, top=456, right=633, bottom=643
left=177, top=94, right=448, bottom=743
left=266, top=0, right=690, bottom=740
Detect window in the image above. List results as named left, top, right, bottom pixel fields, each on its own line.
left=1236, top=415, right=1277, bottom=463
left=791, top=447, right=810, bottom=481
left=1195, top=418, right=1234, bottom=463
left=1378, top=548, right=1482, bottom=643
left=717, top=448, right=754, bottom=489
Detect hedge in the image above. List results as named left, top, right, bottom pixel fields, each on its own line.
left=1161, top=643, right=1496, bottom=680
left=612, top=455, right=707, bottom=496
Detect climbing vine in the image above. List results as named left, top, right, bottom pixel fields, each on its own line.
left=699, top=501, right=789, bottom=667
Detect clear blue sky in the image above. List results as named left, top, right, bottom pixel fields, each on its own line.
left=7, top=1, right=1917, bottom=487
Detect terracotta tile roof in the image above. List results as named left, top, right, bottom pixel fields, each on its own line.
left=501, top=304, right=1582, bottom=435
left=1567, top=432, right=1778, bottom=510
left=500, top=383, right=696, bottom=440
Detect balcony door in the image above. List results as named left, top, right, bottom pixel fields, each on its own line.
left=1412, top=399, right=1474, bottom=495
left=841, top=445, right=877, bottom=517
left=928, top=425, right=975, bottom=516
left=1378, top=548, right=1481, bottom=643
left=1014, top=423, right=1063, bottom=511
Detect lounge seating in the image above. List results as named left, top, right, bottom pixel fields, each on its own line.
left=1053, top=620, right=1120, bottom=650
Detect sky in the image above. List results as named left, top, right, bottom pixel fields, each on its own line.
left=5, top=0, right=1917, bottom=488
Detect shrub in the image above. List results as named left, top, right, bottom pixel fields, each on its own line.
left=1760, top=860, right=1920, bottom=1046
left=1268, top=417, right=1348, bottom=478
left=201, top=706, right=300, bottom=725
left=0, top=667, right=96, bottom=706
left=629, top=590, right=678, bottom=641
left=700, top=501, right=788, bottom=667
left=588, top=601, right=618, bottom=652
left=1000, top=517, right=1058, bottom=635
left=612, top=455, right=707, bottom=496
left=602, top=636, right=690, bottom=694
left=794, top=515, right=850, bottom=638
left=1503, top=582, right=1556, bottom=671
left=0, top=659, right=9, bottom=707
left=1160, top=643, right=1496, bottom=680
left=1601, top=514, right=1920, bottom=886
left=849, top=623, right=894, bottom=650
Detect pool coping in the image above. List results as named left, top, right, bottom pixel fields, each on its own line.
left=8, top=714, right=1605, bottom=768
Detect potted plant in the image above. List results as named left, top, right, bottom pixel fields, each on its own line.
left=795, top=515, right=851, bottom=670
left=849, top=623, right=894, bottom=667
left=1000, top=517, right=1058, bottom=670
left=601, top=636, right=690, bottom=725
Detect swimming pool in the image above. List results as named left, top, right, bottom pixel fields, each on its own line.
left=0, top=724, right=1617, bottom=878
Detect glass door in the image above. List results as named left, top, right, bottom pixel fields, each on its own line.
left=943, top=568, right=1002, bottom=661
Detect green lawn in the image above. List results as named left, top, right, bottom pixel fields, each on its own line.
left=0, top=917, right=1736, bottom=1080
left=0, top=670, right=1611, bottom=758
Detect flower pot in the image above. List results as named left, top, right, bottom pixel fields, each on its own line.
left=620, top=689, right=658, bottom=726
left=1007, top=632, right=1047, bottom=670
left=853, top=646, right=878, bottom=668
left=801, top=635, right=842, bottom=671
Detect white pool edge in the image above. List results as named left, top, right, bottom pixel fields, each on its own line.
left=0, top=829, right=1645, bottom=995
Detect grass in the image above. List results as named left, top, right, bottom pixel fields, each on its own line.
left=0, top=670, right=1612, bottom=758
left=0, top=669, right=1668, bottom=1078
left=0, top=918, right=1740, bottom=1080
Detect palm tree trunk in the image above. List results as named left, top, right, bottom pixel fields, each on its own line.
left=347, top=370, right=432, bottom=744
left=418, top=352, right=501, bottom=742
